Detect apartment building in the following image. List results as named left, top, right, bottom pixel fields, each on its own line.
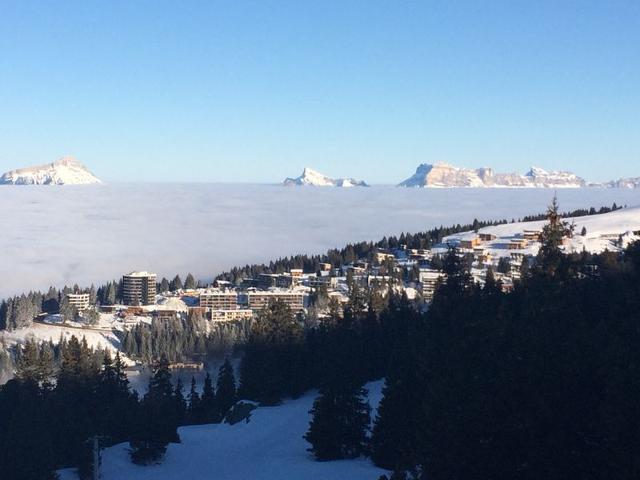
left=66, top=292, right=90, bottom=311
left=122, top=271, right=157, bottom=306
left=307, top=275, right=338, bottom=289
left=199, top=290, right=239, bottom=310
left=419, top=269, right=446, bottom=302
left=246, top=290, right=307, bottom=313
left=210, top=309, right=254, bottom=322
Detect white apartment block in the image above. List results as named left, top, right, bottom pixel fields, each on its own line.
left=200, top=290, right=239, bottom=311
left=66, top=292, right=90, bottom=311
left=210, top=309, right=254, bottom=322
left=419, top=269, right=446, bottom=302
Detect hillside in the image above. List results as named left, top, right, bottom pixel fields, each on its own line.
left=442, top=204, right=640, bottom=258
left=59, top=381, right=388, bottom=480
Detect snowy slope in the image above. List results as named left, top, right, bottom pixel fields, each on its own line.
left=0, top=321, right=121, bottom=353
left=0, top=156, right=101, bottom=185
left=59, top=380, right=389, bottom=480
left=442, top=205, right=640, bottom=258
left=283, top=167, right=368, bottom=187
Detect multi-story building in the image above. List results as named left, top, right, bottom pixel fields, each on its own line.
left=307, top=275, right=338, bottom=289
left=122, top=271, right=157, bottom=306
left=508, top=238, right=529, bottom=250
left=210, top=309, right=254, bottom=322
left=419, top=269, right=446, bottom=302
left=246, top=290, right=307, bottom=313
left=199, top=290, right=239, bottom=311
left=522, top=230, right=542, bottom=241
left=459, top=236, right=482, bottom=250
left=66, top=292, right=90, bottom=311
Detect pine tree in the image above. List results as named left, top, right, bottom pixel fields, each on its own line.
left=169, top=275, right=183, bottom=292
left=129, top=356, right=180, bottom=465
left=200, top=372, right=218, bottom=423
left=215, top=358, right=237, bottom=419
left=537, top=195, right=573, bottom=275
left=174, top=378, right=187, bottom=425
left=305, top=383, right=371, bottom=460
left=159, top=277, right=170, bottom=293
left=187, top=376, right=201, bottom=424
left=184, top=273, right=197, bottom=290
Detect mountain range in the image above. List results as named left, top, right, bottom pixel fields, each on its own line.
left=0, top=156, right=101, bottom=185
left=398, top=162, right=587, bottom=188
left=398, top=162, right=640, bottom=188
left=283, top=167, right=368, bottom=187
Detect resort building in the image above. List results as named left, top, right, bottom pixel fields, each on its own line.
left=122, top=271, right=157, bottom=306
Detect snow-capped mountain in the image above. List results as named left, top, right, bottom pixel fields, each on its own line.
left=0, top=156, right=101, bottom=185
left=283, top=167, right=368, bottom=187
left=398, top=162, right=585, bottom=188
left=602, top=177, right=640, bottom=189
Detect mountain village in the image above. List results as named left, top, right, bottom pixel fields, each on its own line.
left=3, top=204, right=639, bottom=368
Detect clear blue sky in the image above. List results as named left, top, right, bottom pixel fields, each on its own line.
left=0, top=0, right=638, bottom=183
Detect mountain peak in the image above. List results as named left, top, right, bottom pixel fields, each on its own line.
left=53, top=155, right=83, bottom=167
left=283, top=168, right=368, bottom=187
left=0, top=156, right=101, bottom=185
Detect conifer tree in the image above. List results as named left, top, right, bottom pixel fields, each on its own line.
left=305, top=383, right=371, bottom=460
left=215, top=358, right=237, bottom=418
left=184, top=273, right=197, bottom=290
left=200, top=372, right=217, bottom=423
left=129, top=356, right=179, bottom=465
left=159, top=277, right=170, bottom=293
left=169, top=275, right=183, bottom=292
left=537, top=195, right=573, bottom=275
left=187, top=376, right=201, bottom=424
left=174, top=378, right=187, bottom=425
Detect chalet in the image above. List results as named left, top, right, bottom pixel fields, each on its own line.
left=458, top=237, right=482, bottom=249
left=374, top=251, right=396, bottom=263
left=479, top=233, right=497, bottom=242
left=523, top=230, right=542, bottom=241
left=508, top=238, right=529, bottom=250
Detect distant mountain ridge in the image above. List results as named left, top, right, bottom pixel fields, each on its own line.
left=399, top=162, right=587, bottom=188
left=0, top=156, right=101, bottom=185
left=283, top=167, right=368, bottom=187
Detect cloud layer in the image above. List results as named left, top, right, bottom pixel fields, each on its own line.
left=1, top=184, right=638, bottom=299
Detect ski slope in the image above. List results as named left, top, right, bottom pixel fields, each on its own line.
left=59, top=381, right=389, bottom=480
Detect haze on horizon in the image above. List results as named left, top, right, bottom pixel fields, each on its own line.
left=0, top=1, right=638, bottom=184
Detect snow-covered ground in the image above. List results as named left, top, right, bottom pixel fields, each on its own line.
left=443, top=205, right=640, bottom=258
left=0, top=321, right=121, bottom=353
left=1, top=184, right=640, bottom=299
left=59, top=380, right=389, bottom=480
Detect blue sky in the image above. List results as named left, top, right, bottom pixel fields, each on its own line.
left=0, top=0, right=638, bottom=183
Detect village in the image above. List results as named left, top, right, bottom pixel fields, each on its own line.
left=46, top=206, right=640, bottom=338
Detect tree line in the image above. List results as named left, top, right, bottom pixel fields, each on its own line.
left=0, top=334, right=238, bottom=479
left=120, top=309, right=251, bottom=363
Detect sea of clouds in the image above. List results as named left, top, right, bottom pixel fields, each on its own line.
left=1, top=184, right=639, bottom=299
